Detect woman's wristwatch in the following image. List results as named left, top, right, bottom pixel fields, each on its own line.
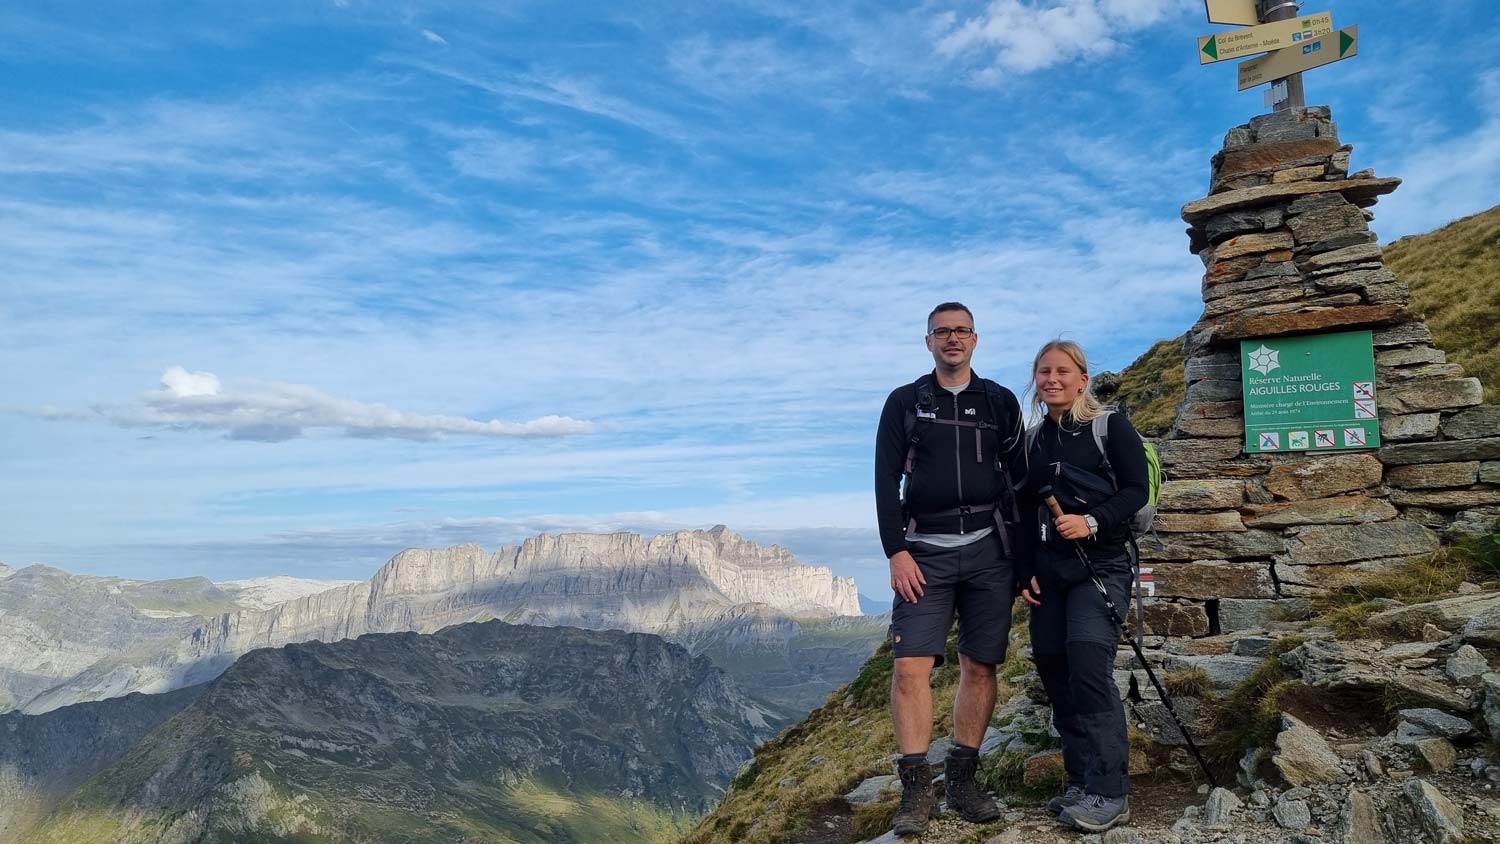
left=1084, top=515, right=1099, bottom=538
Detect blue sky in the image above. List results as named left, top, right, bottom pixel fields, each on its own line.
left=3, top=0, right=1497, bottom=600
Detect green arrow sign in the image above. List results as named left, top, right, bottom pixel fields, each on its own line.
left=1237, top=24, right=1359, bottom=90
left=1197, top=12, right=1334, bottom=66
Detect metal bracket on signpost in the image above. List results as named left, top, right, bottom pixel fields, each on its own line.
left=1264, top=79, right=1288, bottom=107
left=1257, top=0, right=1305, bottom=110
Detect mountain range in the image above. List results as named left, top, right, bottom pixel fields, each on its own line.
left=1, top=526, right=883, bottom=719
left=3, top=621, right=767, bottom=844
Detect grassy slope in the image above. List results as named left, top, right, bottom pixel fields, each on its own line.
left=1105, top=205, right=1500, bottom=421
left=682, top=609, right=1039, bottom=844
left=1384, top=205, right=1500, bottom=403
left=1096, top=337, right=1186, bottom=438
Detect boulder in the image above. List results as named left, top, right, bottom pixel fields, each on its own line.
left=1132, top=697, right=1205, bottom=746
left=1398, top=708, right=1475, bottom=739
left=1219, top=597, right=1310, bottom=632
left=1146, top=561, right=1275, bottom=599
left=1391, top=488, right=1500, bottom=510
left=1376, top=345, right=1446, bottom=367
left=1213, top=231, right=1295, bottom=260
left=1273, top=798, right=1312, bottom=830
left=1446, top=645, right=1490, bottom=686
left=1371, top=593, right=1500, bottom=637
left=1287, top=202, right=1367, bottom=244
left=1380, top=412, right=1441, bottom=442
left=1449, top=506, right=1500, bottom=536
left=1203, top=786, right=1242, bottom=826
left=1483, top=672, right=1500, bottom=738
left=1022, top=750, right=1065, bottom=788
left=1380, top=378, right=1484, bottom=414
left=1277, top=521, right=1440, bottom=566
left=1333, top=790, right=1387, bottom=844
left=1372, top=321, right=1434, bottom=346
left=1384, top=462, right=1481, bottom=489
left=844, top=775, right=899, bottom=805
left=1388, top=672, right=1476, bottom=713
left=1275, top=557, right=1408, bottom=594
left=1242, top=495, right=1397, bottom=527
left=1272, top=712, right=1348, bottom=786
left=1462, top=606, right=1500, bottom=648
left=1163, top=654, right=1264, bottom=690
left=1403, top=778, right=1466, bottom=844
left=1182, top=176, right=1400, bottom=224
left=1158, top=479, right=1246, bottom=512
left=1218, top=304, right=1403, bottom=341
left=1138, top=602, right=1211, bottom=637
left=1299, top=242, right=1382, bottom=270
left=1415, top=737, right=1456, bottom=772
left=1443, top=404, right=1500, bottom=439
left=1380, top=437, right=1500, bottom=466
left=1139, top=530, right=1284, bottom=562
left=1154, top=512, right=1247, bottom=532
left=1265, top=453, right=1383, bottom=500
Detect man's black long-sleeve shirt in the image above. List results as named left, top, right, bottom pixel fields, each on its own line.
left=873, top=373, right=1028, bottom=559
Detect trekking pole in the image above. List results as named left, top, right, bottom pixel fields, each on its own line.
left=1040, top=489, right=1219, bottom=787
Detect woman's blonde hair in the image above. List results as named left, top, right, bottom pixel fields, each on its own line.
left=1024, top=339, right=1111, bottom=424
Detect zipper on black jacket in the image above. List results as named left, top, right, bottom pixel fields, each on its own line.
left=954, top=391, right=964, bottom=534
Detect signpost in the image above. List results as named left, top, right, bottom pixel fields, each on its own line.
left=1241, top=330, right=1380, bottom=454
left=1205, top=0, right=1259, bottom=26
left=1198, top=11, right=1333, bottom=64
left=1199, top=0, right=1361, bottom=111
left=1238, top=25, right=1358, bottom=91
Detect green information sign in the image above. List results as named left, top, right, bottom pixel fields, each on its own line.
left=1241, top=330, right=1380, bottom=454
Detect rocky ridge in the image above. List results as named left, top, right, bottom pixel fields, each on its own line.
left=5, top=527, right=874, bottom=718
left=13, top=620, right=767, bottom=844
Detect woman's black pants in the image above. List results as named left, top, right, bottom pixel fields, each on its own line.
left=1028, top=554, right=1132, bottom=797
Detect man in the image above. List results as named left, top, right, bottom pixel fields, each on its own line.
left=873, top=302, right=1028, bottom=836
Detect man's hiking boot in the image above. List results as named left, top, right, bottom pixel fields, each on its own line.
left=891, top=758, right=937, bottom=836
left=1045, top=784, right=1085, bottom=816
left=1059, top=793, right=1130, bottom=832
left=943, top=748, right=1001, bottom=823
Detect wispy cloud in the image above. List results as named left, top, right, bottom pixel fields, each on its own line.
left=421, top=29, right=448, bottom=46
left=28, top=367, right=593, bottom=442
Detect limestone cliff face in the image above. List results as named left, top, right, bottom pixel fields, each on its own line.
left=8, top=527, right=867, bottom=715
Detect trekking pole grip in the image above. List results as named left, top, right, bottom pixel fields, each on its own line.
left=1041, top=493, right=1066, bottom=521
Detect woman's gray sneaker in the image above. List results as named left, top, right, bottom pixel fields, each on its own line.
left=1060, top=793, right=1130, bottom=832
left=1045, top=785, right=1086, bottom=816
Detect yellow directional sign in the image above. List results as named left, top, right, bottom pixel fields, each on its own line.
left=1204, top=0, right=1258, bottom=26
left=1199, top=11, right=1334, bottom=64
left=1238, top=25, right=1358, bottom=91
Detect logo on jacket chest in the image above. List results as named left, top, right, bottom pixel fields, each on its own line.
left=963, top=407, right=976, bottom=416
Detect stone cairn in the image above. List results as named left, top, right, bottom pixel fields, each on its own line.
left=1137, top=104, right=1499, bottom=638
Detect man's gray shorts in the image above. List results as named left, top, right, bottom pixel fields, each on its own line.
left=890, top=532, right=1013, bottom=667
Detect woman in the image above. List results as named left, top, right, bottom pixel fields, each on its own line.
left=1017, top=339, right=1148, bottom=833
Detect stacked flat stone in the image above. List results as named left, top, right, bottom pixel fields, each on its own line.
left=1135, top=106, right=1499, bottom=638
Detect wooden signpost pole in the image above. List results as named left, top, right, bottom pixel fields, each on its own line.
left=1258, top=0, right=1305, bottom=110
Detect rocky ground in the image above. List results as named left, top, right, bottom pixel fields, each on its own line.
left=825, top=589, right=1500, bottom=844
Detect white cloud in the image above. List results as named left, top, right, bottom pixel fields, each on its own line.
left=421, top=29, right=448, bottom=46
left=934, top=0, right=1181, bottom=80
left=67, top=368, right=594, bottom=442
left=161, top=366, right=221, bottom=397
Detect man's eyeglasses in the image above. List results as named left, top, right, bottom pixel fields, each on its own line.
left=928, top=327, right=975, bottom=340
